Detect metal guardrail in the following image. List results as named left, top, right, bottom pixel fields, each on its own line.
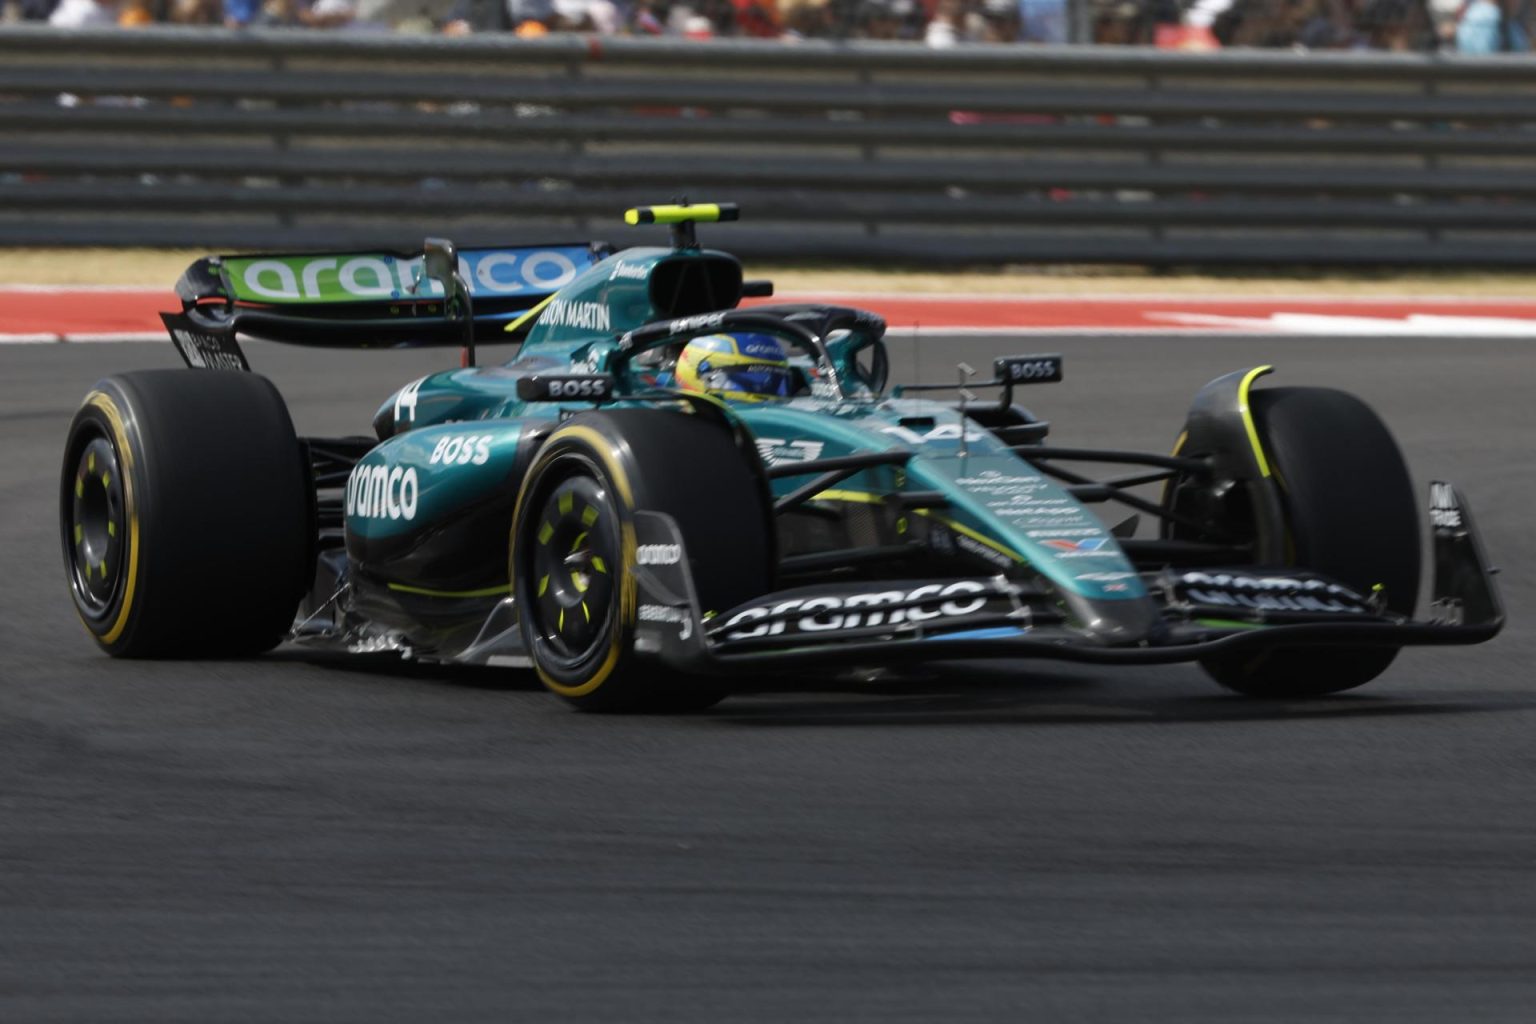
left=4, top=25, right=1536, bottom=265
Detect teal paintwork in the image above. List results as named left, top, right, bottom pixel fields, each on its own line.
left=734, top=397, right=1145, bottom=602
left=346, top=421, right=526, bottom=541
left=521, top=247, right=717, bottom=358
left=349, top=244, right=1146, bottom=608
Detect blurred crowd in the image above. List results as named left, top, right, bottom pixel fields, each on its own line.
left=5, top=0, right=1533, bottom=52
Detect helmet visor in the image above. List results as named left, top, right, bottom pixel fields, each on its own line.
left=701, top=362, right=794, bottom=398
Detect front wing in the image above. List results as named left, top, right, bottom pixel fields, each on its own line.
left=628, top=481, right=1503, bottom=673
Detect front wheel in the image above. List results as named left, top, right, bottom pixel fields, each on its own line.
left=510, top=409, right=773, bottom=712
left=1196, top=386, right=1421, bottom=697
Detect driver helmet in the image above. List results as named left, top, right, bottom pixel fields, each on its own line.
left=675, top=333, right=793, bottom=403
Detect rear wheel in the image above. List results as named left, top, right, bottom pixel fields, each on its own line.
left=511, top=409, right=773, bottom=712
left=1196, top=386, right=1420, bottom=696
left=60, top=371, right=312, bottom=657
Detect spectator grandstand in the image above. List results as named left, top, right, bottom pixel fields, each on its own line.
left=4, top=0, right=1531, bottom=52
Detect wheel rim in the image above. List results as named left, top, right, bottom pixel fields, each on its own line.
left=526, top=474, right=619, bottom=667
left=67, top=434, right=126, bottom=616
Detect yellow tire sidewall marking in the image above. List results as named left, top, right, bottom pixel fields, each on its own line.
left=1236, top=366, right=1275, bottom=478
left=82, top=391, right=139, bottom=646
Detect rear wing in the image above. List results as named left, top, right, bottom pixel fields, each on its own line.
left=161, top=241, right=610, bottom=369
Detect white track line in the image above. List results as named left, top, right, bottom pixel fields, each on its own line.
left=889, top=319, right=1531, bottom=336
left=772, top=290, right=1536, bottom=306
left=63, top=332, right=168, bottom=343
left=881, top=325, right=1282, bottom=337
left=7, top=322, right=1536, bottom=344
left=9, top=305, right=1536, bottom=345
left=7, top=285, right=1536, bottom=304
left=0, top=332, right=165, bottom=344
left=1148, top=312, right=1536, bottom=337
left=0, top=285, right=169, bottom=294
left=1, top=326, right=1288, bottom=344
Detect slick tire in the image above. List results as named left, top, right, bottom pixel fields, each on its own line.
left=60, top=370, right=312, bottom=657
left=1198, top=386, right=1420, bottom=697
left=511, top=408, right=773, bottom=713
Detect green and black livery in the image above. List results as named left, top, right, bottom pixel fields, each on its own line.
left=60, top=203, right=1503, bottom=711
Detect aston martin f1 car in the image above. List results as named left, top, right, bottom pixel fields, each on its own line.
left=60, top=203, right=1503, bottom=711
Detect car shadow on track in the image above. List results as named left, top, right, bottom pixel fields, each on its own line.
left=268, top=649, right=542, bottom=692
left=269, top=650, right=1528, bottom=726
left=707, top=663, right=1527, bottom=728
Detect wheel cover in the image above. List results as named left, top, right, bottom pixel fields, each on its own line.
left=68, top=434, right=126, bottom=616
left=526, top=475, right=619, bottom=668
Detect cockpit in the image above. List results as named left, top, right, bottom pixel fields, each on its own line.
left=620, top=308, right=891, bottom=404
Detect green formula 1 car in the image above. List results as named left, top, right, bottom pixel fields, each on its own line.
left=60, top=203, right=1503, bottom=710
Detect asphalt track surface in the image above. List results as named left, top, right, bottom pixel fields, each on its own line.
left=2, top=334, right=1533, bottom=1022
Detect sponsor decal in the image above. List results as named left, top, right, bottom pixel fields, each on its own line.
left=955, top=473, right=1081, bottom=520
left=720, top=580, right=993, bottom=639
left=668, top=312, right=726, bottom=335
left=953, top=532, right=1017, bottom=569
left=169, top=327, right=247, bottom=371
left=639, top=603, right=694, bottom=640
left=546, top=376, right=610, bottom=399
left=994, top=354, right=1064, bottom=384
left=428, top=434, right=492, bottom=467
left=752, top=438, right=825, bottom=465
left=541, top=299, right=611, bottom=332
left=808, top=378, right=842, bottom=401
left=1177, top=571, right=1368, bottom=614
left=346, top=463, right=419, bottom=521
left=608, top=260, right=650, bottom=282
left=1429, top=482, right=1463, bottom=530
left=738, top=336, right=784, bottom=360
left=966, top=481, right=1053, bottom=498
left=956, top=471, right=1050, bottom=494
left=986, top=495, right=1071, bottom=512
left=517, top=374, right=614, bottom=402
left=1021, top=515, right=1097, bottom=529
left=636, top=543, right=681, bottom=566
left=224, top=248, right=586, bottom=304
left=1044, top=537, right=1110, bottom=554
left=1029, top=527, right=1103, bottom=538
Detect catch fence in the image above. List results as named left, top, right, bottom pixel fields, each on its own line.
left=4, top=26, right=1536, bottom=265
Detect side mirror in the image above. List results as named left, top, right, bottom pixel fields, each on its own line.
left=418, top=237, right=477, bottom=367
left=422, top=237, right=459, bottom=292
left=855, top=338, right=889, bottom=394
left=833, top=332, right=888, bottom=395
